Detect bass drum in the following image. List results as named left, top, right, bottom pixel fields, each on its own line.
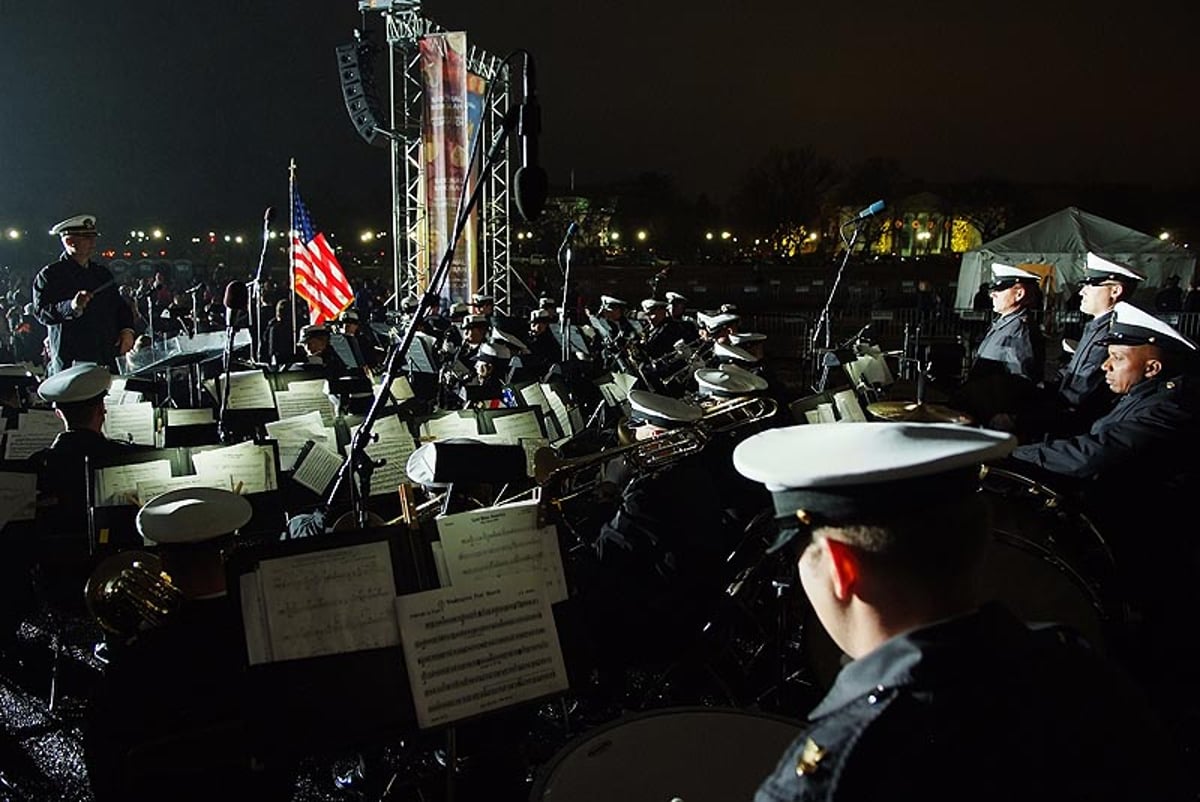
left=529, top=707, right=802, bottom=802
left=801, top=466, right=1125, bottom=690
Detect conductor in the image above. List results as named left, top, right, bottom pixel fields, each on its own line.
left=32, top=215, right=136, bottom=374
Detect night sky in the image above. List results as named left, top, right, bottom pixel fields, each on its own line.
left=3, top=0, right=1199, bottom=241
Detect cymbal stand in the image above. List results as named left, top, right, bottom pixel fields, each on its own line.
left=810, top=223, right=862, bottom=392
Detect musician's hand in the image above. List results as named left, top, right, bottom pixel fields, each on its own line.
left=116, top=328, right=135, bottom=355
left=71, top=290, right=92, bottom=312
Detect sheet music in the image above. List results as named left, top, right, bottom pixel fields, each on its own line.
left=610, top=372, right=638, bottom=401
left=375, top=375, right=414, bottom=402
left=833, top=389, right=868, bottom=422
left=420, top=412, right=480, bottom=440
left=349, top=414, right=416, bottom=496
left=436, top=499, right=568, bottom=604
left=275, top=389, right=336, bottom=428
left=102, top=401, right=156, bottom=445
left=256, top=540, right=400, bottom=663
left=265, top=410, right=331, bottom=470
left=4, top=430, right=57, bottom=461
left=105, top=377, right=144, bottom=406
left=18, top=410, right=62, bottom=433
left=208, top=369, right=275, bottom=410
left=815, top=403, right=837, bottom=423
left=292, top=442, right=343, bottom=495
left=519, top=384, right=561, bottom=438
left=492, top=410, right=544, bottom=441
left=135, top=474, right=232, bottom=506
left=239, top=572, right=272, bottom=665
left=192, top=442, right=278, bottom=495
left=0, top=472, right=37, bottom=527
left=94, top=459, right=172, bottom=507
left=804, top=409, right=822, bottom=424
left=541, top=385, right=574, bottom=436
left=396, top=575, right=569, bottom=729
left=167, top=408, right=215, bottom=426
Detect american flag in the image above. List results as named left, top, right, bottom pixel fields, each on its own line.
left=291, top=188, right=353, bottom=325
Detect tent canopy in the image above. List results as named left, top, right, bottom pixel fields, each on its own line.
left=954, top=207, right=1195, bottom=308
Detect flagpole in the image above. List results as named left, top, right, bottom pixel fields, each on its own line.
left=289, top=159, right=299, bottom=343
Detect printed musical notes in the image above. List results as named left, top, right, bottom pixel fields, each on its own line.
left=207, top=369, right=275, bottom=410
left=191, top=441, right=278, bottom=495
left=4, top=431, right=56, bottom=461
left=243, top=540, right=401, bottom=664
left=420, top=412, right=479, bottom=440
left=396, top=575, right=568, bottom=729
left=436, top=499, right=567, bottom=604
left=0, top=472, right=37, bottom=527
left=167, top=408, right=215, bottom=426
left=94, top=459, right=172, bottom=506
left=292, top=442, right=343, bottom=495
left=275, top=383, right=335, bottom=427
left=348, top=414, right=416, bottom=497
left=102, top=401, right=156, bottom=445
left=135, top=474, right=233, bottom=506
left=265, top=410, right=331, bottom=470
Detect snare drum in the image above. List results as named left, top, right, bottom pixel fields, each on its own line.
left=529, top=707, right=802, bottom=802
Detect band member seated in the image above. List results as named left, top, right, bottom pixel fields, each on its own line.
left=524, top=308, right=561, bottom=378
left=337, top=309, right=384, bottom=370
left=1043, top=252, right=1145, bottom=436
left=696, top=311, right=739, bottom=345
left=1009, top=302, right=1200, bottom=684
left=597, top=295, right=637, bottom=340
left=85, top=488, right=295, bottom=801
left=466, top=342, right=513, bottom=407
left=298, top=323, right=348, bottom=376
left=470, top=292, right=495, bottom=321
left=953, top=263, right=1046, bottom=433
left=733, top=422, right=1181, bottom=802
left=537, top=296, right=560, bottom=324
left=665, top=291, right=700, bottom=343
left=584, top=390, right=731, bottom=677
left=640, top=298, right=685, bottom=359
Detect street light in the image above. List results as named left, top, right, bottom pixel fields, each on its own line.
left=705, top=232, right=714, bottom=241
left=5, top=229, right=19, bottom=241
left=152, top=229, right=164, bottom=239
left=610, top=231, right=620, bottom=241
left=720, top=231, right=732, bottom=240
left=1159, top=231, right=1171, bottom=241
left=636, top=230, right=647, bottom=242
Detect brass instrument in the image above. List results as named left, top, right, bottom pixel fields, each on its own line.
left=85, top=550, right=184, bottom=640
left=697, top=395, right=779, bottom=433
left=534, top=426, right=708, bottom=505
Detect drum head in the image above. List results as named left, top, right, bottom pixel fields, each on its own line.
left=530, top=707, right=801, bottom=802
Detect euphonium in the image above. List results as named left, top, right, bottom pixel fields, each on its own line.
left=85, top=551, right=184, bottom=640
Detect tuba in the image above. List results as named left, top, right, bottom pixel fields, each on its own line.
left=85, top=551, right=184, bottom=640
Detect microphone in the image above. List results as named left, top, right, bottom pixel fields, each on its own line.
left=513, top=52, right=548, bottom=223
left=847, top=200, right=886, bottom=223
left=223, top=280, right=248, bottom=329
left=557, top=221, right=579, bottom=257
left=263, top=206, right=275, bottom=228
left=135, top=278, right=161, bottom=300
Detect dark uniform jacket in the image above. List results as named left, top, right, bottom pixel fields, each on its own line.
left=1055, top=310, right=1116, bottom=417
left=755, top=604, right=1182, bottom=802
left=1012, top=373, right=1199, bottom=481
left=33, top=255, right=135, bottom=373
left=643, top=318, right=687, bottom=360
left=969, top=308, right=1045, bottom=384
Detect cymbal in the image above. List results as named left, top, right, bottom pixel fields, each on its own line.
left=866, top=400, right=975, bottom=425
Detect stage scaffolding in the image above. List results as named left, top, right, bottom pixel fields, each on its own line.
left=366, top=2, right=514, bottom=312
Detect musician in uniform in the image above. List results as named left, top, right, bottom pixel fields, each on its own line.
left=640, top=298, right=685, bottom=360
left=1044, top=252, right=1144, bottom=436
left=537, top=296, right=560, bottom=324
left=470, top=292, right=495, bottom=321
left=584, top=390, right=731, bottom=678
left=32, top=215, right=136, bottom=374
left=298, top=323, right=348, bottom=376
left=524, top=308, right=561, bottom=377
left=733, top=422, right=1182, bottom=802
left=85, top=488, right=295, bottom=801
left=954, top=263, right=1046, bottom=431
left=337, top=309, right=384, bottom=370
left=696, top=311, right=739, bottom=345
left=665, top=291, right=699, bottom=344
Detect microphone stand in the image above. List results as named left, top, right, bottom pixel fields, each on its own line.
left=557, top=223, right=576, bottom=364
left=810, top=222, right=863, bottom=393
left=218, top=318, right=238, bottom=444
left=324, top=102, right=518, bottom=528
left=252, top=216, right=271, bottom=364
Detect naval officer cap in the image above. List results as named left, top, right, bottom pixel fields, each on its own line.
left=37, top=363, right=111, bottom=405
left=298, top=323, right=330, bottom=342
left=696, top=311, right=739, bottom=331
left=989, top=263, right=1041, bottom=290
left=665, top=291, right=688, bottom=304
left=339, top=309, right=361, bottom=323
left=475, top=341, right=513, bottom=364
left=137, top=487, right=253, bottom=545
left=530, top=308, right=553, bottom=323
left=729, top=332, right=767, bottom=346
left=734, top=423, right=1016, bottom=553
left=1100, top=301, right=1197, bottom=352
left=491, top=328, right=529, bottom=354
left=695, top=367, right=763, bottom=397
left=449, top=302, right=470, bottom=318
left=628, top=389, right=702, bottom=429
left=470, top=292, right=494, bottom=306
left=406, top=438, right=527, bottom=487
left=640, top=298, right=668, bottom=313
left=1081, top=252, right=1146, bottom=285
left=49, top=214, right=99, bottom=237
left=538, top=297, right=557, bottom=309
left=719, top=363, right=769, bottom=391
left=712, top=341, right=760, bottom=365
left=461, top=314, right=489, bottom=330
left=599, top=295, right=627, bottom=310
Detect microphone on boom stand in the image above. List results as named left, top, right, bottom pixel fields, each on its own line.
left=218, top=280, right=249, bottom=443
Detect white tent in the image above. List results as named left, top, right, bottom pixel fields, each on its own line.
left=954, top=207, right=1195, bottom=309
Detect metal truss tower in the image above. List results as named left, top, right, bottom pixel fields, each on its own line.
left=363, top=1, right=514, bottom=312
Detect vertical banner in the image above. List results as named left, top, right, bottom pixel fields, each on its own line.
left=419, top=32, right=483, bottom=304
